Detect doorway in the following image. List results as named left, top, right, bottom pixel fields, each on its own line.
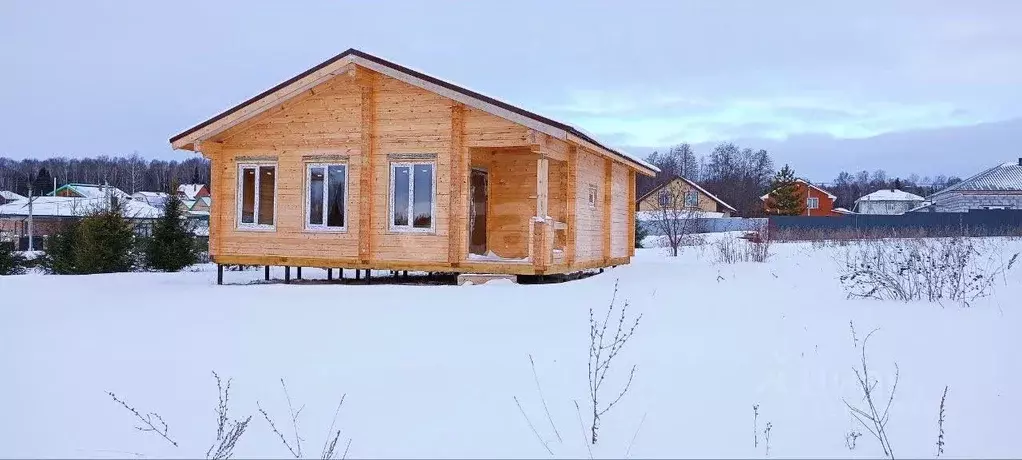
left=469, top=169, right=488, bottom=255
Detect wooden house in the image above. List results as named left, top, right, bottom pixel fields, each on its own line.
left=169, top=49, right=658, bottom=280
left=635, top=176, right=736, bottom=217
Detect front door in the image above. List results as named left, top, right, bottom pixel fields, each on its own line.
left=469, top=169, right=488, bottom=255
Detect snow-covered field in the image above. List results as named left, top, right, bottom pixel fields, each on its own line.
left=2, top=237, right=1021, bottom=458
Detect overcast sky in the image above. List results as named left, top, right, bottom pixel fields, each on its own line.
left=2, top=0, right=1020, bottom=181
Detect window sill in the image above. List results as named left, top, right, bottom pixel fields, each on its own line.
left=236, top=225, right=276, bottom=232
left=388, top=227, right=436, bottom=235
left=303, top=227, right=349, bottom=234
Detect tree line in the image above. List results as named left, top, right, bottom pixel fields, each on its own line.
left=0, top=154, right=210, bottom=196
left=639, top=142, right=963, bottom=216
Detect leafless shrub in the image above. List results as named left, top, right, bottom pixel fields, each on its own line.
left=839, top=237, right=1018, bottom=306
left=206, top=372, right=252, bottom=460
left=588, top=280, right=642, bottom=445
left=258, top=379, right=350, bottom=460
left=107, top=391, right=179, bottom=448
left=763, top=421, right=773, bottom=457
left=936, top=386, right=948, bottom=457
left=843, top=329, right=898, bottom=458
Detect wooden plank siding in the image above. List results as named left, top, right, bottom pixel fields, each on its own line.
left=193, top=63, right=644, bottom=276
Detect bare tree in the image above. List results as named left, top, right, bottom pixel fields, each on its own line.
left=647, top=180, right=702, bottom=256
left=588, top=280, right=642, bottom=444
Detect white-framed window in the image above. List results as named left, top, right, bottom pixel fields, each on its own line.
left=237, top=162, right=277, bottom=230
left=305, top=163, right=348, bottom=231
left=657, top=189, right=672, bottom=208
left=588, top=184, right=599, bottom=208
left=807, top=196, right=819, bottom=209
left=390, top=161, right=435, bottom=232
left=685, top=190, right=699, bottom=207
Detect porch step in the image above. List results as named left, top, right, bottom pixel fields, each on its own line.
left=457, top=273, right=518, bottom=286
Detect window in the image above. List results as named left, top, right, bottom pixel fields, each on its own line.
left=588, top=184, right=599, bottom=208
left=807, top=197, right=819, bottom=209
left=390, top=161, right=435, bottom=231
left=237, top=163, right=276, bottom=229
left=685, top=190, right=699, bottom=207
left=305, top=163, right=348, bottom=231
left=657, top=189, right=672, bottom=208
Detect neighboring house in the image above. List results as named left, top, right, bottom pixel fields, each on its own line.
left=760, top=179, right=840, bottom=216
left=635, top=176, right=736, bottom=217
left=177, top=183, right=210, bottom=200
left=169, top=48, right=658, bottom=278
left=911, top=159, right=1022, bottom=213
left=0, top=196, right=162, bottom=238
left=179, top=196, right=212, bottom=218
left=0, top=190, right=26, bottom=206
left=132, top=191, right=170, bottom=208
left=51, top=183, right=132, bottom=202
left=853, top=189, right=925, bottom=215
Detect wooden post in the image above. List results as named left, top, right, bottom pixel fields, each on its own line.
left=536, top=158, right=549, bottom=218
left=628, top=170, right=636, bottom=257
left=217, top=264, right=223, bottom=285
left=297, top=267, right=302, bottom=280
left=566, top=146, right=578, bottom=266
left=285, top=266, right=291, bottom=284
left=264, top=265, right=270, bottom=281
left=355, top=269, right=361, bottom=280
left=358, top=70, right=376, bottom=265
left=366, top=269, right=372, bottom=284
left=327, top=268, right=332, bottom=281
left=602, top=158, right=612, bottom=263
left=448, top=103, right=466, bottom=267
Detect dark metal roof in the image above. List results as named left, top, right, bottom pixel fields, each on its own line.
left=170, top=48, right=656, bottom=173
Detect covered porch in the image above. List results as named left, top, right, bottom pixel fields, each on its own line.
left=458, top=145, right=570, bottom=274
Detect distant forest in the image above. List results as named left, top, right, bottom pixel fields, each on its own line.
left=638, top=142, right=963, bottom=216
left=0, top=154, right=210, bottom=197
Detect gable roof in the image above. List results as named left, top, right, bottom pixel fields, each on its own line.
left=1, top=190, right=26, bottom=201
left=760, top=179, right=837, bottom=201
left=169, top=48, right=657, bottom=175
left=177, top=183, right=207, bottom=199
left=855, top=189, right=925, bottom=202
left=0, top=196, right=162, bottom=219
left=636, top=176, right=737, bottom=212
left=930, top=161, right=1022, bottom=196
left=50, top=183, right=131, bottom=200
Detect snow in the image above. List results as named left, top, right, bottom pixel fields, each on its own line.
left=0, top=196, right=163, bottom=219
left=855, top=189, right=925, bottom=202
left=55, top=183, right=132, bottom=201
left=466, top=250, right=530, bottom=262
left=2, top=239, right=1022, bottom=458
left=1, top=190, right=26, bottom=201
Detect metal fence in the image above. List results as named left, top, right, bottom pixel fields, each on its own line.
left=768, top=209, right=1022, bottom=238
left=640, top=217, right=767, bottom=235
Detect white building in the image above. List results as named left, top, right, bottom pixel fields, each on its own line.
left=853, top=189, right=925, bottom=215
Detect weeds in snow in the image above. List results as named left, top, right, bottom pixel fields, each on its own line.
left=936, top=386, right=948, bottom=457
left=588, top=280, right=642, bottom=445
left=845, top=430, right=862, bottom=450
left=752, top=404, right=760, bottom=448
left=763, top=421, right=773, bottom=457
left=715, top=236, right=771, bottom=264
left=107, top=391, right=179, bottom=448
left=839, top=237, right=1019, bottom=306
left=257, top=378, right=350, bottom=460
left=206, top=372, right=252, bottom=460
left=843, top=329, right=898, bottom=458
